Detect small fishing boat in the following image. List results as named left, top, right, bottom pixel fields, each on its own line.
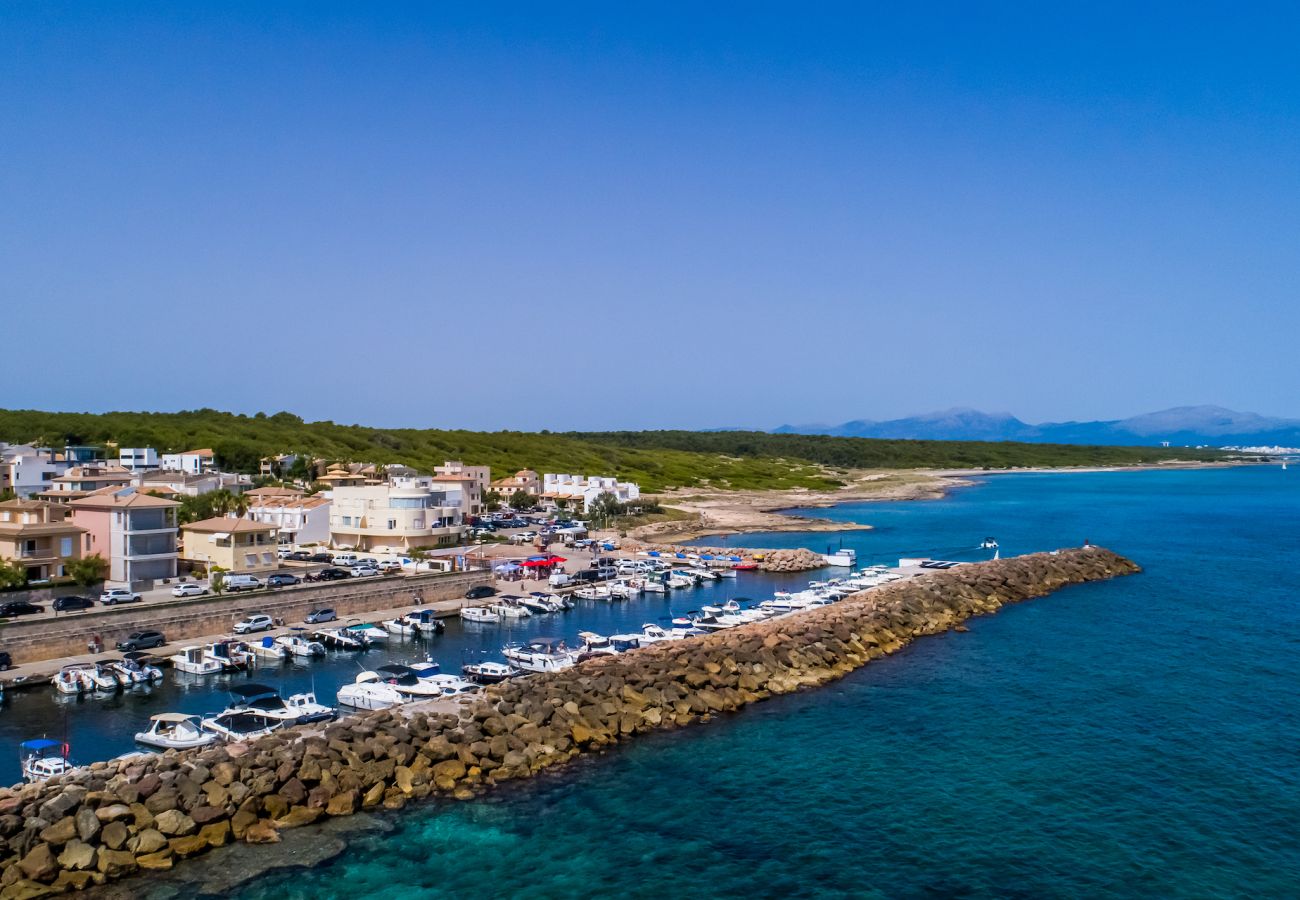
left=171, top=646, right=222, bottom=676
left=251, top=635, right=290, bottom=660
left=336, top=672, right=406, bottom=710
left=20, top=739, right=73, bottom=783
left=731, top=562, right=758, bottom=571
left=459, top=606, right=500, bottom=624
left=51, top=665, right=92, bottom=695
left=200, top=710, right=282, bottom=742
left=222, top=683, right=336, bottom=725
left=134, top=713, right=218, bottom=750
left=461, top=661, right=520, bottom=684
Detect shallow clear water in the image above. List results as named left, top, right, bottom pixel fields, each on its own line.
left=223, top=466, right=1300, bottom=899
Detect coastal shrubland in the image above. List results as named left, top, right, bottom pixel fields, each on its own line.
left=0, top=408, right=1227, bottom=493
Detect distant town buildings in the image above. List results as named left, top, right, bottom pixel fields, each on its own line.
left=541, top=473, right=641, bottom=511
left=0, top=498, right=87, bottom=582
left=491, top=469, right=540, bottom=500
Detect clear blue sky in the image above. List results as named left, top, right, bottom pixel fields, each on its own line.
left=3, top=3, right=1298, bottom=430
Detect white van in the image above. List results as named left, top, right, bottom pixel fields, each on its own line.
left=332, top=553, right=358, bottom=566
left=224, top=574, right=263, bottom=593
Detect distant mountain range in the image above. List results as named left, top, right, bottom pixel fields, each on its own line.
left=773, top=406, right=1300, bottom=448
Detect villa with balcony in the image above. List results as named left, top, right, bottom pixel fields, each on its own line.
left=68, top=487, right=180, bottom=585
left=329, top=484, right=465, bottom=552
left=180, top=517, right=279, bottom=574
left=0, top=499, right=87, bottom=582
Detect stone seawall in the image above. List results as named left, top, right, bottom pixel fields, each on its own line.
left=0, top=548, right=1138, bottom=896
left=0, top=571, right=491, bottom=666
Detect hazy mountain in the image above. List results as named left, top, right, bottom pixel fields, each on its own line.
left=775, top=405, right=1300, bottom=447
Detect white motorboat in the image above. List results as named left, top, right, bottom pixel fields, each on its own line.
left=171, top=646, right=222, bottom=676
left=251, top=635, right=290, bottom=660
left=134, top=713, right=218, bottom=750
left=518, top=595, right=555, bottom=614
left=337, top=672, right=406, bottom=710
left=403, top=609, right=446, bottom=636
left=576, top=632, right=617, bottom=656
left=822, top=547, right=858, bottom=567
left=86, top=663, right=121, bottom=692
left=345, top=622, right=388, bottom=642
left=204, top=640, right=254, bottom=672
left=642, top=579, right=667, bottom=594
left=274, top=633, right=326, bottom=659
left=51, top=665, right=93, bottom=695
left=20, top=739, right=73, bottom=783
left=104, top=658, right=149, bottom=686
left=200, top=710, right=282, bottom=742
left=405, top=655, right=441, bottom=680
left=313, top=628, right=367, bottom=650
left=222, top=683, right=336, bottom=725
left=383, top=616, right=419, bottom=637
left=608, top=580, right=642, bottom=599
left=461, top=661, right=520, bottom=684
left=665, top=574, right=694, bottom=590
left=490, top=598, right=532, bottom=619
left=574, top=585, right=612, bottom=601
left=459, top=606, right=500, bottom=624
left=418, top=674, right=480, bottom=697
left=119, top=652, right=165, bottom=682
left=366, top=664, right=445, bottom=698
left=502, top=638, right=579, bottom=673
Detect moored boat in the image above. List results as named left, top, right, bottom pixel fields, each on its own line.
left=222, top=683, right=336, bottom=725
left=459, top=606, right=500, bottom=624
left=200, top=710, right=281, bottom=742
left=336, top=672, right=405, bottom=710
left=171, top=646, right=222, bottom=676
left=20, top=739, right=73, bottom=783
left=461, top=661, right=520, bottom=684
left=134, top=713, right=218, bottom=750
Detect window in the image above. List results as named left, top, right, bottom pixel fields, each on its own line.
left=388, top=519, right=397, bottom=530
left=60, top=537, right=72, bottom=557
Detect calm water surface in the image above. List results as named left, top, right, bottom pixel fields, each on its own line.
left=154, top=468, right=1300, bottom=897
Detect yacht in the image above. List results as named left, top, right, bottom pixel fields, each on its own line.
left=135, top=714, right=218, bottom=750
left=460, top=606, right=500, bottom=624
left=337, top=672, right=406, bottom=710
left=461, top=661, right=520, bottom=684
left=418, top=674, right=481, bottom=697
left=221, top=683, right=336, bottom=725
left=200, top=710, right=282, bottom=742
left=170, top=646, right=222, bottom=676
left=502, top=638, right=579, bottom=673
left=20, top=739, right=73, bottom=783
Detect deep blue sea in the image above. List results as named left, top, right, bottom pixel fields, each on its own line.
left=156, top=468, right=1300, bottom=897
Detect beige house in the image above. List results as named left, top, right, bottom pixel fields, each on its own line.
left=491, top=469, right=541, bottom=501
left=330, top=484, right=464, bottom=551
left=433, top=461, right=490, bottom=514
left=181, top=517, right=279, bottom=574
left=0, top=499, right=87, bottom=582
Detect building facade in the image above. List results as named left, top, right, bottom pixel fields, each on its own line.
left=433, top=461, right=490, bottom=515
left=0, top=445, right=65, bottom=499
left=118, top=447, right=160, bottom=472
left=68, top=488, right=180, bottom=585
left=245, top=489, right=331, bottom=545
left=0, top=499, right=87, bottom=582
left=542, top=473, right=642, bottom=511
left=329, top=484, right=464, bottom=552
left=160, top=449, right=214, bottom=474
left=180, top=517, right=279, bottom=574
left=490, top=469, right=541, bottom=502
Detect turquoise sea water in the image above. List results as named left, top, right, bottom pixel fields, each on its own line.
left=224, top=468, right=1299, bottom=898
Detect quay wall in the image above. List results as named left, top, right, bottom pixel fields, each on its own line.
left=0, top=548, right=1139, bottom=896
left=0, top=571, right=490, bottom=666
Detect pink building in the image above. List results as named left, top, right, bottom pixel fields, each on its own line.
left=69, top=487, right=180, bottom=585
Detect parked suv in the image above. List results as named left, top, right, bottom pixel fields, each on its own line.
left=465, top=585, right=497, bottom=600
left=233, top=614, right=274, bottom=634
left=172, top=583, right=208, bottom=598
left=52, top=596, right=96, bottom=612
left=316, top=567, right=350, bottom=581
left=116, top=630, right=165, bottom=651
left=267, top=573, right=301, bottom=587
left=99, top=588, right=141, bottom=605
left=350, top=565, right=379, bottom=577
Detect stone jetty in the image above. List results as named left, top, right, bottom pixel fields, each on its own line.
left=634, top=543, right=827, bottom=572
left=0, top=548, right=1138, bottom=897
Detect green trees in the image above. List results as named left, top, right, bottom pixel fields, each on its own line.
left=175, top=489, right=250, bottom=524
left=509, top=489, right=534, bottom=510
left=0, top=559, right=27, bottom=590
left=483, top=489, right=503, bottom=512
left=65, top=554, right=107, bottom=588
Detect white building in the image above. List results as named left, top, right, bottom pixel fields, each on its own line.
left=244, top=489, right=332, bottom=545
left=160, top=449, right=214, bottom=474
left=541, top=474, right=641, bottom=511
left=0, top=444, right=65, bottom=499
left=118, top=447, right=160, bottom=472
left=432, top=461, right=490, bottom=515
left=329, top=483, right=465, bottom=552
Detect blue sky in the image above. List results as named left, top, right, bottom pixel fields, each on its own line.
left=3, top=3, right=1297, bottom=430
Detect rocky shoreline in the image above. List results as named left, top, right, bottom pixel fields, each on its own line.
left=0, top=547, right=1139, bottom=898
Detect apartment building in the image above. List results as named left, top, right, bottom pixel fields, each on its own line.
left=0, top=499, right=87, bottom=582
left=160, top=449, right=214, bottom=474
left=0, top=444, right=64, bottom=499
left=118, top=447, right=161, bottom=472
left=181, top=517, right=279, bottom=574
left=541, top=473, right=642, bottom=511
left=244, top=488, right=331, bottom=545
left=433, top=460, right=490, bottom=515
left=329, top=483, right=464, bottom=552
left=68, top=487, right=180, bottom=585
left=41, top=463, right=136, bottom=502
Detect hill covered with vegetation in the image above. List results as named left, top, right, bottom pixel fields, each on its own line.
left=0, top=409, right=1227, bottom=493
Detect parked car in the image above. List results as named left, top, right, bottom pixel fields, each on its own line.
left=267, top=573, right=301, bottom=587
left=52, top=595, right=96, bottom=612
left=332, top=553, right=359, bottom=566
left=316, top=567, right=350, bottom=581
left=286, top=551, right=311, bottom=562
left=171, top=583, right=208, bottom=598
left=305, top=608, right=337, bottom=624
left=308, top=552, right=333, bottom=563
left=357, top=557, right=378, bottom=567
left=233, top=614, right=274, bottom=634
left=276, top=547, right=294, bottom=559
left=378, top=560, right=403, bottom=574
left=548, top=572, right=574, bottom=587
left=99, top=588, right=141, bottom=605
left=0, top=601, right=44, bottom=617
left=116, top=630, right=165, bottom=651
left=0, top=651, right=11, bottom=670
left=465, top=585, right=497, bottom=600
left=223, top=574, right=262, bottom=592
left=350, top=565, right=379, bottom=578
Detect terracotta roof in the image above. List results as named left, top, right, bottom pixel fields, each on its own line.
left=185, top=449, right=215, bottom=458
left=0, top=499, right=55, bottom=511
left=68, top=488, right=180, bottom=509
left=182, top=516, right=276, bottom=534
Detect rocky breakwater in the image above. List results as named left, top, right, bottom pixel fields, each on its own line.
left=634, top=542, right=826, bottom=573
left=0, top=548, right=1138, bottom=897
